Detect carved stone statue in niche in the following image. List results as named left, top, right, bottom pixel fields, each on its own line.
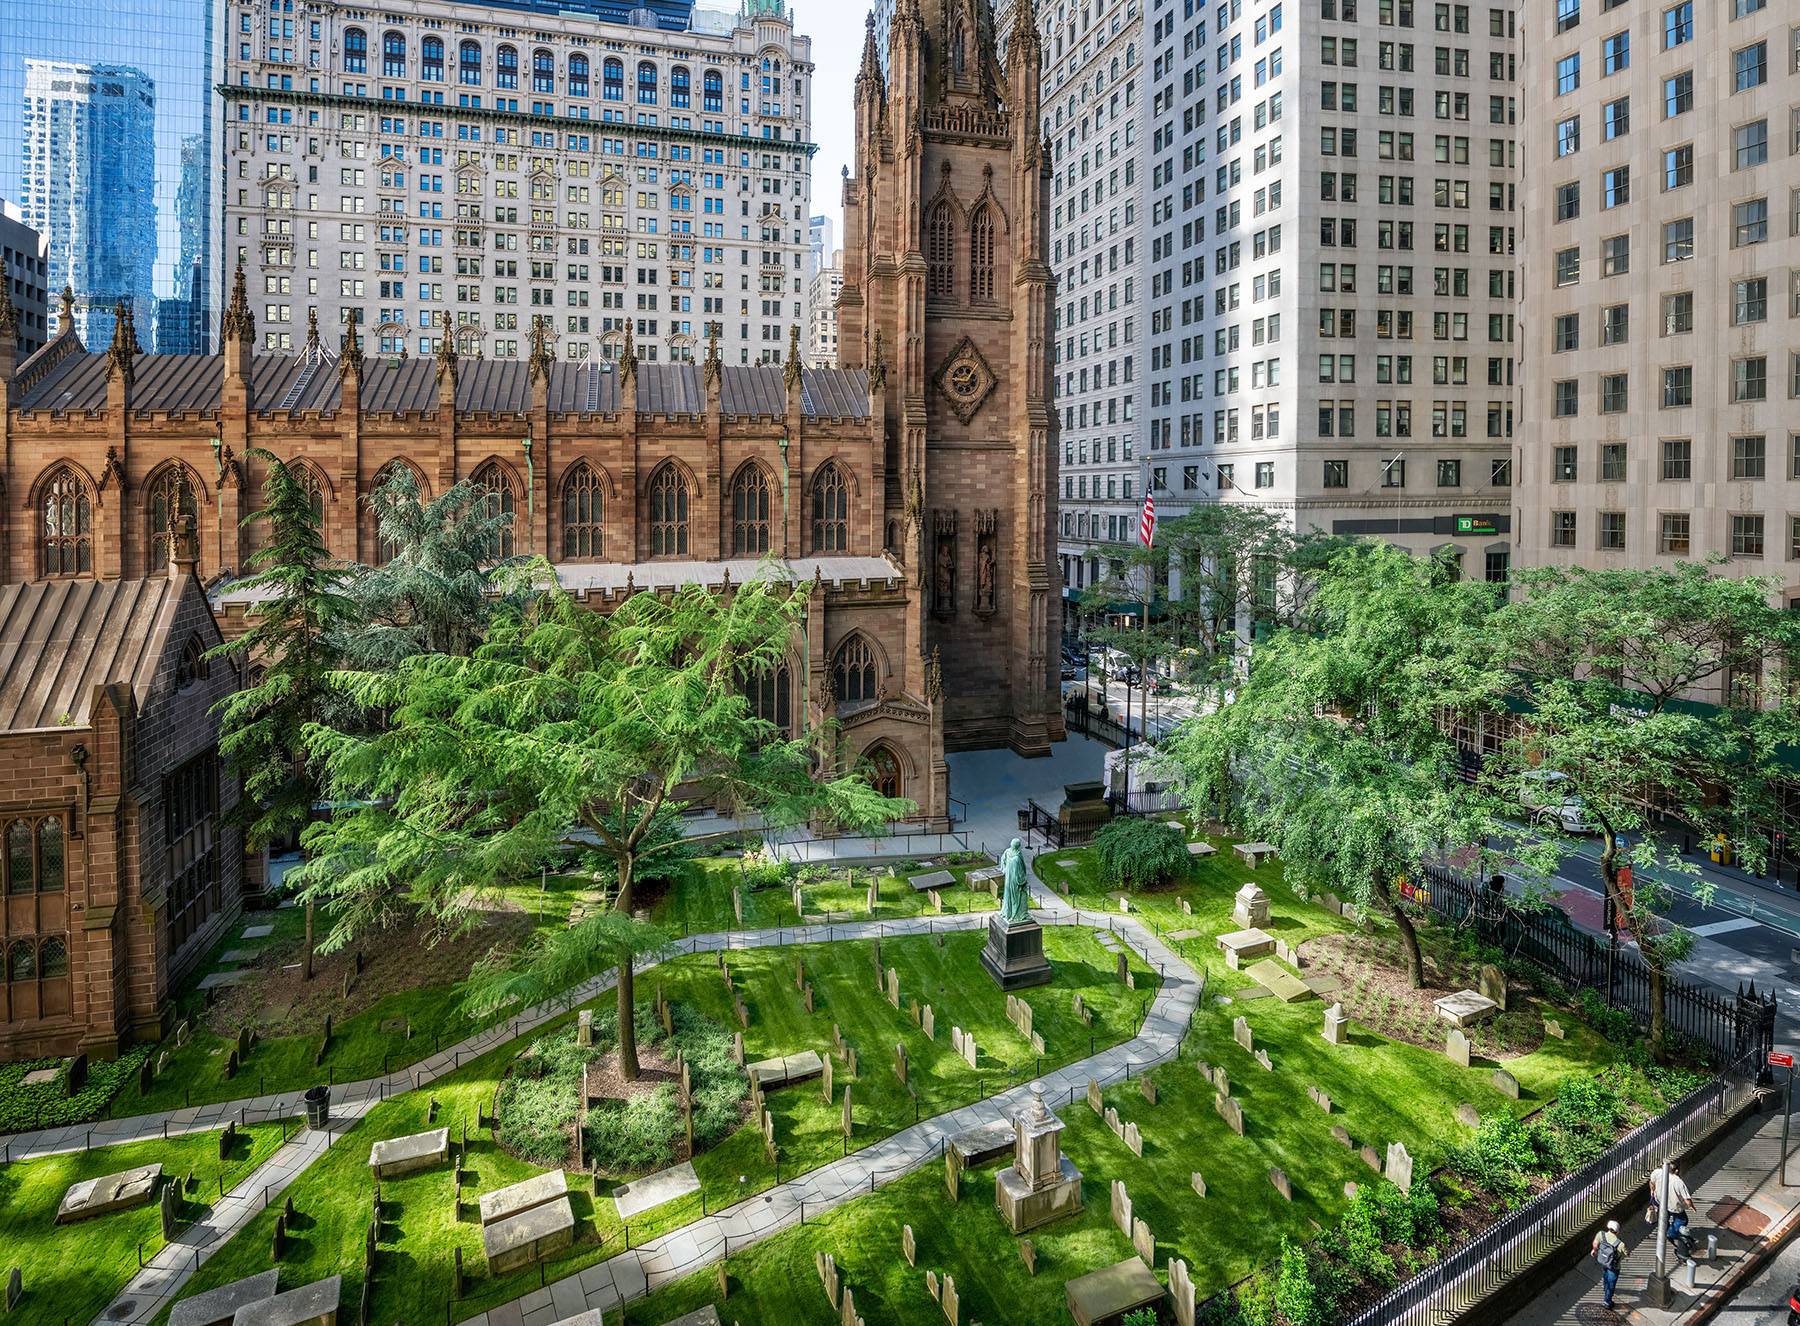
left=932, top=509, right=957, bottom=617
left=973, top=508, right=999, bottom=616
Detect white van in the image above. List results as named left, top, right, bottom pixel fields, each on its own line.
left=1518, top=770, right=1598, bottom=834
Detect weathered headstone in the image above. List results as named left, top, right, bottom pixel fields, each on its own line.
left=804, top=984, right=815, bottom=1014
left=1123, top=1121, right=1143, bottom=1156
left=733, top=1032, right=745, bottom=1065
left=797, top=956, right=806, bottom=990
left=717, top=1263, right=727, bottom=1301
left=1214, top=1093, right=1244, bottom=1136
left=1456, top=1102, right=1481, bottom=1127
left=1307, top=1085, right=1331, bottom=1112
left=1031, top=1030, right=1045, bottom=1056
left=1131, top=1216, right=1155, bottom=1267
left=1493, top=1067, right=1520, bottom=1099
left=1109, top=1179, right=1132, bottom=1235
left=4, top=1268, right=18, bottom=1313
left=926, top=1271, right=940, bottom=1301
left=1211, top=1065, right=1230, bottom=1096
left=1269, top=1166, right=1292, bottom=1201
left=1180, top=898, right=1193, bottom=915
left=903, top=1224, right=916, bottom=1266
left=219, top=1120, right=237, bottom=1160
left=1105, top=1105, right=1123, bottom=1139
left=1169, top=1257, right=1197, bottom=1326
left=922, top=1005, right=935, bottom=1041
left=1478, top=963, right=1508, bottom=1012
left=224, top=1049, right=238, bottom=1081
left=733, top=886, right=743, bottom=924
left=1322, top=1002, right=1349, bottom=1045
left=1232, top=883, right=1271, bottom=928
left=867, top=882, right=878, bottom=914
left=1386, top=1142, right=1414, bottom=1192
left=959, top=1030, right=977, bottom=1069
left=945, top=1141, right=961, bottom=1201
left=1446, top=1028, right=1471, bottom=1068
left=159, top=1181, right=178, bottom=1239
left=816, top=1251, right=840, bottom=1309
left=941, top=1274, right=960, bottom=1326
left=1139, top=1077, right=1157, bottom=1105
left=843, top=1083, right=854, bottom=1138
left=886, top=968, right=900, bottom=1008
left=1190, top=1172, right=1206, bottom=1198
left=1116, top=952, right=1129, bottom=983
left=841, top=1285, right=859, bottom=1326
left=894, top=1042, right=908, bottom=1085
left=845, top=1043, right=858, bottom=1077
left=1087, top=1078, right=1102, bottom=1114
left=1255, top=1048, right=1272, bottom=1072
left=155, top=1050, right=169, bottom=1078
left=1019, top=1238, right=1037, bottom=1276
left=820, top=1051, right=834, bottom=1103
left=1361, top=1145, right=1381, bottom=1171
left=1233, top=1016, right=1253, bottom=1053
left=1331, top=1124, right=1351, bottom=1146
left=577, top=1009, right=593, bottom=1047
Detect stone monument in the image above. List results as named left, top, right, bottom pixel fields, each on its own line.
left=996, top=1083, right=1084, bottom=1233
left=981, top=838, right=1053, bottom=990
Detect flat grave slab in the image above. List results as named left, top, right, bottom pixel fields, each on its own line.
left=908, top=870, right=956, bottom=892
left=219, top=949, right=260, bottom=963
left=745, top=1051, right=824, bottom=1088
left=483, top=1197, right=576, bottom=1276
left=240, top=925, right=274, bottom=939
left=613, top=1160, right=700, bottom=1219
left=966, top=865, right=1005, bottom=883
left=1168, top=929, right=1203, bottom=941
left=545, top=1315, right=606, bottom=1326
left=20, top=1068, right=57, bottom=1086
left=1186, top=841, right=1217, bottom=856
left=197, top=970, right=255, bottom=990
left=1304, top=976, right=1342, bottom=994
left=1066, top=1256, right=1163, bottom=1326
left=368, top=1127, right=449, bottom=1178
left=1056, top=859, right=1078, bottom=868
left=1434, top=990, right=1500, bottom=1027
left=1233, top=842, right=1279, bottom=868
left=949, top=1119, right=1017, bottom=1166
left=1245, top=959, right=1315, bottom=1003
left=1232, top=987, right=1275, bottom=1001
left=55, top=1163, right=161, bottom=1224
left=230, top=1276, right=341, bottom=1326
left=1217, top=928, right=1277, bottom=963
left=478, top=1169, right=568, bottom=1228
left=169, top=1269, right=281, bottom=1326
left=660, top=1310, right=723, bottom=1326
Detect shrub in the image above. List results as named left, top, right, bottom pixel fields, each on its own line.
left=1274, top=1237, right=1335, bottom=1326
left=0, top=1045, right=151, bottom=1133
left=1447, top=1111, right=1539, bottom=1201
left=1575, top=989, right=1633, bottom=1045
left=1093, top=817, right=1190, bottom=890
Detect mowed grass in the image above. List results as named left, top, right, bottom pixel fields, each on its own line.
left=0, top=1122, right=287, bottom=1326
left=648, top=857, right=1004, bottom=935
left=158, top=927, right=1153, bottom=1325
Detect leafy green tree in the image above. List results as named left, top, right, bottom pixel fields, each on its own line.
left=340, top=464, right=528, bottom=668
left=1163, top=543, right=1512, bottom=986
left=1092, top=817, right=1190, bottom=890
left=297, top=573, right=910, bottom=1079
left=1490, top=561, right=1800, bottom=1053
left=209, top=450, right=358, bottom=980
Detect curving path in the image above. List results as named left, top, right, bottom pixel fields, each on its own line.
left=79, top=853, right=1201, bottom=1326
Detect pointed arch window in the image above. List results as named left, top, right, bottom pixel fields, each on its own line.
left=42, top=467, right=93, bottom=578
left=811, top=462, right=849, bottom=552
left=954, top=21, right=968, bottom=78
left=149, top=467, right=199, bottom=571
left=371, top=462, right=422, bottom=567
left=472, top=464, right=518, bottom=560
left=671, top=65, right=691, bottom=107
left=39, top=937, right=67, bottom=979
left=927, top=202, right=956, bottom=300
left=703, top=68, right=724, bottom=112
left=731, top=466, right=773, bottom=555
left=833, top=636, right=878, bottom=704
left=460, top=40, right=482, bottom=85
left=648, top=466, right=690, bottom=556
left=3, top=818, right=60, bottom=894
left=383, top=31, right=406, bottom=78
left=295, top=465, right=326, bottom=526
left=969, top=206, right=996, bottom=304
left=562, top=463, right=604, bottom=558
left=344, top=27, right=368, bottom=73
left=497, top=45, right=520, bottom=88
left=638, top=61, right=659, bottom=104
left=865, top=746, right=902, bottom=798
left=569, top=53, right=589, bottom=97
left=604, top=58, right=625, bottom=100
left=6, top=941, right=33, bottom=983
left=422, top=36, right=444, bottom=81
left=743, top=662, right=792, bottom=737
left=533, top=48, right=555, bottom=94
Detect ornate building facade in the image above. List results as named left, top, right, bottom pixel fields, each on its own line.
left=838, top=0, right=1062, bottom=755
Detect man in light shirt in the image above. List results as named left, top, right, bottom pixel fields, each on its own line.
left=1648, top=1161, right=1693, bottom=1247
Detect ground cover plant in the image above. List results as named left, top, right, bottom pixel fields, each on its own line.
left=0, top=1121, right=286, bottom=1326
left=0, top=1044, right=152, bottom=1133
left=645, top=854, right=1003, bottom=935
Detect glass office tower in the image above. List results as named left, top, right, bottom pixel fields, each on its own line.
left=0, top=1, right=223, bottom=352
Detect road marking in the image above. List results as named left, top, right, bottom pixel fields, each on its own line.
left=1689, top=917, right=1764, bottom=938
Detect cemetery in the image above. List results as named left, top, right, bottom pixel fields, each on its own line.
left=649, top=853, right=1008, bottom=933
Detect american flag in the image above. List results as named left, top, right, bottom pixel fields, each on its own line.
left=1138, top=491, right=1156, bottom=548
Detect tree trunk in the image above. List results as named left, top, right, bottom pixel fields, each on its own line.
left=1598, top=833, right=1666, bottom=1062
left=615, top=855, right=639, bottom=1082
left=302, top=899, right=315, bottom=982
left=1388, top=898, right=1425, bottom=989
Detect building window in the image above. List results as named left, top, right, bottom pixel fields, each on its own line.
left=1551, top=511, right=1577, bottom=547
left=1664, top=71, right=1692, bottom=118
left=1662, top=438, right=1692, bottom=480
left=1663, top=2, right=1691, bottom=47
left=671, top=65, right=690, bottom=108
left=39, top=937, right=67, bottom=979
left=3, top=818, right=63, bottom=894
left=1733, top=356, right=1768, bottom=402
left=1322, top=459, right=1348, bottom=488
left=1381, top=457, right=1407, bottom=487
left=1556, top=181, right=1581, bottom=221
left=1662, top=291, right=1694, bottom=334
left=1554, top=313, right=1579, bottom=351
left=1555, top=246, right=1580, bottom=285
left=460, top=40, right=482, bottom=86
left=703, top=69, right=723, bottom=112
left=604, top=58, right=624, bottom=100
left=1734, top=40, right=1767, bottom=91
left=569, top=54, right=589, bottom=98
left=1603, top=166, right=1629, bottom=209
left=41, top=467, right=93, bottom=578
left=648, top=466, right=690, bottom=557
left=1663, top=144, right=1693, bottom=190
left=344, top=27, right=367, bottom=74
left=1553, top=445, right=1578, bottom=481
left=421, top=37, right=444, bottom=81
left=863, top=745, right=901, bottom=799
left=1600, top=443, right=1626, bottom=481
left=471, top=463, right=517, bottom=560
left=1732, top=435, right=1767, bottom=479
left=743, top=662, right=791, bottom=737
left=382, top=31, right=406, bottom=79
left=1602, top=30, right=1629, bottom=74
left=927, top=202, right=955, bottom=300
left=1553, top=379, right=1579, bottom=416
left=164, top=751, right=220, bottom=954
left=1602, top=304, right=1629, bottom=344
left=1599, top=511, right=1626, bottom=549
left=1734, top=120, right=1769, bottom=170
left=833, top=636, right=878, bottom=703
left=1733, top=514, right=1766, bottom=558
left=1734, top=277, right=1767, bottom=324
left=496, top=45, right=519, bottom=89
left=1601, top=234, right=1629, bottom=276
left=1660, top=512, right=1690, bottom=553
left=1437, top=458, right=1461, bottom=486
left=731, top=465, right=774, bottom=555
left=1254, top=462, right=1275, bottom=488
left=1734, top=199, right=1769, bottom=247
left=1601, top=373, right=1628, bottom=412
left=637, top=61, right=658, bottom=104
left=811, top=462, right=849, bottom=552
left=1492, top=458, right=1512, bottom=486
left=1663, top=367, right=1693, bottom=408
left=533, top=48, right=555, bottom=95
left=561, top=463, right=603, bottom=558
left=969, top=206, right=996, bottom=304
left=1662, top=217, right=1694, bottom=262
left=148, top=466, right=199, bottom=571
left=1556, top=53, right=1580, bottom=95
left=5, top=942, right=33, bottom=983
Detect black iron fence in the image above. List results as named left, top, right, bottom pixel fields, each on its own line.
left=1418, top=864, right=1777, bottom=1063
left=1342, top=1050, right=1760, bottom=1326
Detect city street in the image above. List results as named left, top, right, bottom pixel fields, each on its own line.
left=1709, top=1215, right=1800, bottom=1325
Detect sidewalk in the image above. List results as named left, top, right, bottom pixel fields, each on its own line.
left=1504, top=1104, right=1800, bottom=1326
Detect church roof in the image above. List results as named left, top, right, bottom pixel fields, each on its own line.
left=0, top=577, right=185, bottom=730
left=12, top=350, right=871, bottom=420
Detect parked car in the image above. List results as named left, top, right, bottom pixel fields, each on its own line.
left=1518, top=770, right=1598, bottom=834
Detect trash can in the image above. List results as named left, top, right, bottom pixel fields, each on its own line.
left=1018, top=805, right=1030, bottom=830
left=304, top=1085, right=331, bottom=1131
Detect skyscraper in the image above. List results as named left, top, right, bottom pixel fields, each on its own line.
left=810, top=212, right=834, bottom=276
left=19, top=60, right=159, bottom=350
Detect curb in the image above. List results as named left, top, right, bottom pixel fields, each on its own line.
left=1679, top=1185, right=1800, bottom=1324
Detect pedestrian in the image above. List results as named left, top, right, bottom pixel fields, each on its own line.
left=1591, top=1219, right=1624, bottom=1307
left=1648, top=1161, right=1694, bottom=1249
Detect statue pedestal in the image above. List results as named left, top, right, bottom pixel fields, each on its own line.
left=997, top=1154, right=1084, bottom=1233
left=981, top=915, right=1054, bottom=991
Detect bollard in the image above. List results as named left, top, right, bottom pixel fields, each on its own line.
left=1707, top=1233, right=1718, bottom=1261
left=1684, top=1259, right=1697, bottom=1292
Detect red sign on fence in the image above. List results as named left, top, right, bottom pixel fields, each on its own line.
left=1770, top=1052, right=1793, bottom=1068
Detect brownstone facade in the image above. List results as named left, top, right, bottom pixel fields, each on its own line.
left=838, top=0, right=1063, bottom=754
left=0, top=558, right=242, bottom=1062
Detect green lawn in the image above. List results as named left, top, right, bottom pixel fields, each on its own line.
left=648, top=856, right=1005, bottom=935
left=0, top=1121, right=287, bottom=1326
left=158, top=926, right=1154, bottom=1325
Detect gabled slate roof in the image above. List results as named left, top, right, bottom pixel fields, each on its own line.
left=0, top=578, right=181, bottom=729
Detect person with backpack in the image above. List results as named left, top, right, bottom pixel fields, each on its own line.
left=1591, top=1219, right=1624, bottom=1308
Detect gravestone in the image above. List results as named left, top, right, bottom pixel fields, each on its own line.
left=1232, top=1016, right=1253, bottom=1053
left=903, top=1224, right=916, bottom=1266
left=1435, top=989, right=1500, bottom=1027
left=909, top=997, right=921, bottom=1026
left=1212, top=1065, right=1230, bottom=1096
left=1493, top=1067, right=1520, bottom=1099
left=1331, top=1125, right=1351, bottom=1146
left=922, top=1005, right=935, bottom=1040
left=960, top=1031, right=977, bottom=1069
left=1190, top=1172, right=1206, bottom=1198
left=867, top=883, right=878, bottom=914
left=160, top=1180, right=178, bottom=1239
left=846, top=1043, right=859, bottom=1076
left=886, top=968, right=900, bottom=1008
left=1274, top=938, right=1303, bottom=968
left=1123, top=1121, right=1143, bottom=1156
left=1131, top=1216, right=1155, bottom=1267
left=718, top=1263, right=728, bottom=1301
left=1109, top=1179, right=1132, bottom=1236
left=1214, top=1093, right=1244, bottom=1136
left=1269, top=1166, right=1292, bottom=1201
left=732, top=1033, right=745, bottom=1065
left=1478, top=963, right=1508, bottom=1012
left=1169, top=1258, right=1197, bottom=1326
left=1180, top=898, right=1193, bottom=915
left=1020, top=1238, right=1037, bottom=1276
left=1105, top=1105, right=1122, bottom=1138
left=1087, top=1079, right=1102, bottom=1114
left=156, top=1050, right=169, bottom=1077
left=1446, top=1028, right=1471, bottom=1068
left=138, top=1056, right=153, bottom=1096
left=1545, top=1018, right=1565, bottom=1039
left=816, top=1252, right=840, bottom=1309
left=224, top=1049, right=238, bottom=1081
left=804, top=984, right=815, bottom=1014
left=1322, top=1002, right=1349, bottom=1045
left=941, top=1275, right=960, bottom=1326
left=1457, top=1102, right=1480, bottom=1127
left=732, top=887, right=743, bottom=924
left=1139, top=1077, right=1157, bottom=1105
left=1125, top=970, right=1136, bottom=990
left=1232, top=883, right=1271, bottom=928
left=797, top=957, right=805, bottom=990
left=944, top=1141, right=961, bottom=1201
left=842, top=1285, right=859, bottom=1326
left=5, top=1269, right=18, bottom=1313
left=831, top=1022, right=843, bottom=1054
left=894, top=1042, right=907, bottom=1085
left=577, top=1010, right=593, bottom=1047
left=1031, top=1031, right=1046, bottom=1055
left=1386, top=1142, right=1414, bottom=1192
left=1254, top=1048, right=1272, bottom=1071
left=926, top=1271, right=940, bottom=1302
left=822, top=1053, right=833, bottom=1103
left=1116, top=952, right=1129, bottom=982
left=1307, top=1086, right=1331, bottom=1113
left=219, top=1121, right=237, bottom=1160
left=843, top=1084, right=854, bottom=1139
left=1361, top=1146, right=1381, bottom=1171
